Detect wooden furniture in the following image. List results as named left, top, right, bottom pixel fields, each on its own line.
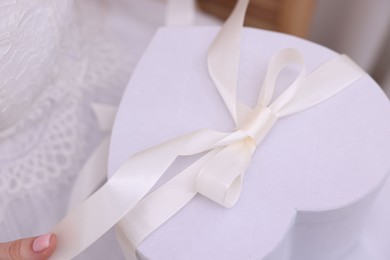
left=197, top=0, right=315, bottom=38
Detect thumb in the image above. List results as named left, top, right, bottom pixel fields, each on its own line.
left=0, top=233, right=57, bottom=260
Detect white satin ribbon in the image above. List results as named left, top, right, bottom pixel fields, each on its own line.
left=66, top=104, right=117, bottom=211
left=51, top=0, right=365, bottom=259
left=66, top=0, right=197, bottom=212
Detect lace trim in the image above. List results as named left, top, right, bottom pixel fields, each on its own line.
left=0, top=0, right=134, bottom=223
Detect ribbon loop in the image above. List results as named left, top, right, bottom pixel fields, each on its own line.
left=257, top=49, right=305, bottom=111
left=196, top=138, right=256, bottom=208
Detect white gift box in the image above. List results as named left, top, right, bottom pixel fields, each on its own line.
left=108, top=27, right=390, bottom=260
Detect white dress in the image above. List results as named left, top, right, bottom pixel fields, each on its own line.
left=0, top=0, right=216, bottom=258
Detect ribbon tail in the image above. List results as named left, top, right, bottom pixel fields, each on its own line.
left=115, top=224, right=138, bottom=260
left=67, top=103, right=117, bottom=211
left=115, top=149, right=220, bottom=259
left=51, top=129, right=236, bottom=259
left=207, top=0, right=250, bottom=123
left=51, top=135, right=193, bottom=259
left=67, top=136, right=110, bottom=211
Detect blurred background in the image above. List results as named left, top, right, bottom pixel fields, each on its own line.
left=197, top=0, right=390, bottom=97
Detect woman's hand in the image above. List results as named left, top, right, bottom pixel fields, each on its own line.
left=0, top=233, right=57, bottom=260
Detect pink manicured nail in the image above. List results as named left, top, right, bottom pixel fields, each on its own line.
left=32, top=234, right=52, bottom=252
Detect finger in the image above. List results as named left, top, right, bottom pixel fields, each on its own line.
left=0, top=233, right=57, bottom=260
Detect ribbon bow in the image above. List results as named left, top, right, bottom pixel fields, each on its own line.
left=51, top=0, right=365, bottom=259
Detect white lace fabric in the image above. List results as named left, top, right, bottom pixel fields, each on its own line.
left=0, top=1, right=217, bottom=258
left=0, top=0, right=71, bottom=130
left=0, top=0, right=165, bottom=241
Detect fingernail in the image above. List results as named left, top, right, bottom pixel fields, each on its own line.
left=32, top=234, right=52, bottom=252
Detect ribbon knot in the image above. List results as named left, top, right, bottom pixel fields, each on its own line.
left=194, top=47, right=305, bottom=208
left=195, top=106, right=278, bottom=208
left=240, top=106, right=277, bottom=144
